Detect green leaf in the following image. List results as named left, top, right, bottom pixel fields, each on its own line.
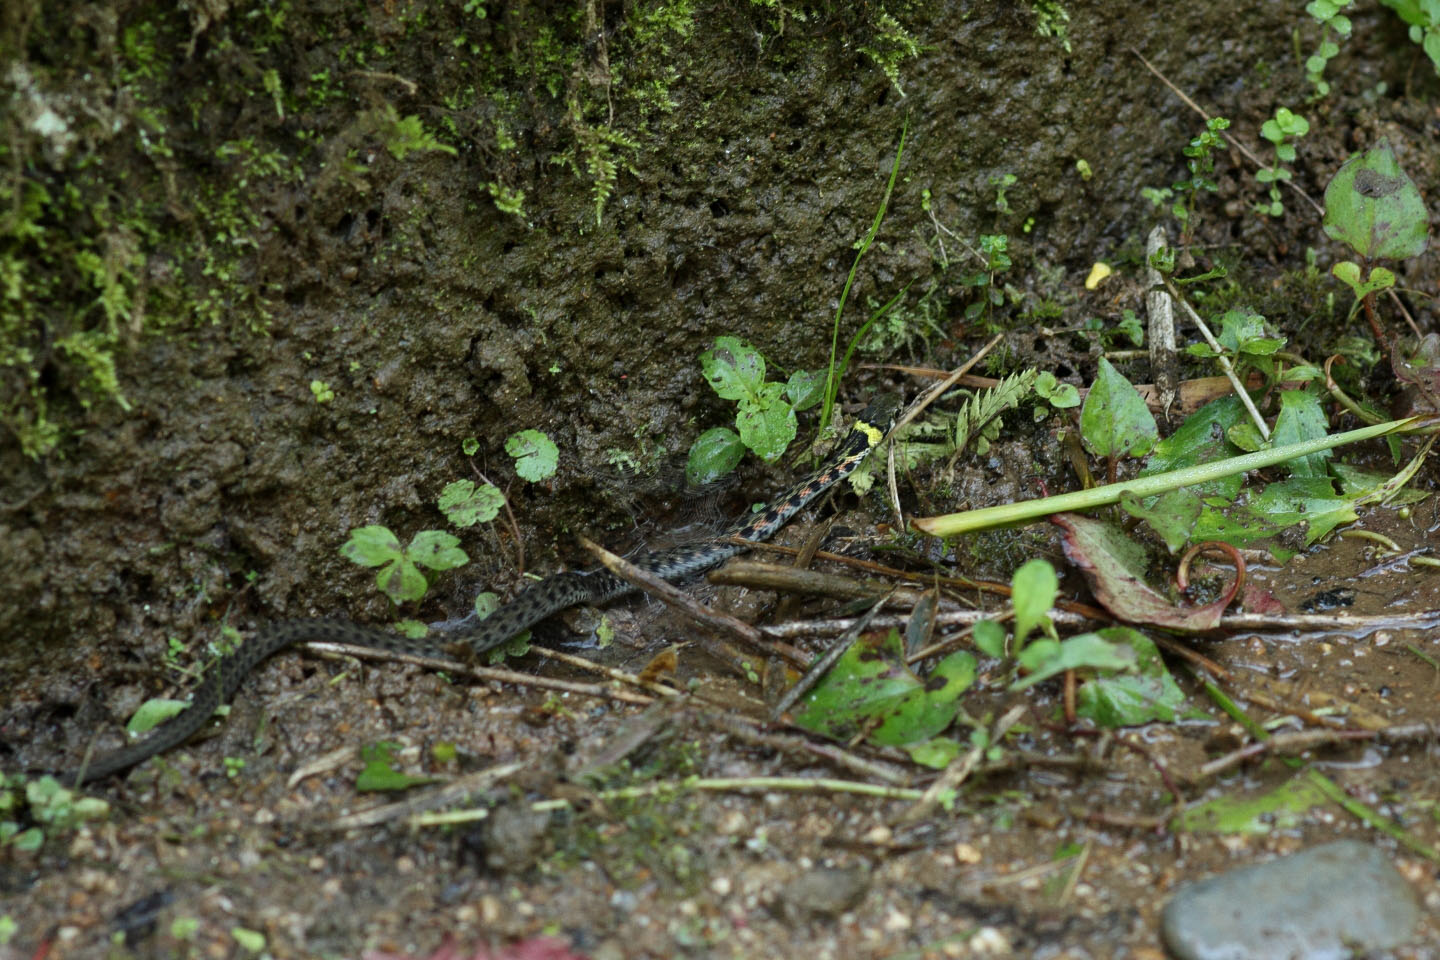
left=973, top=618, right=1007, bottom=658
left=1011, top=559, right=1057, bottom=648
left=1214, top=310, right=1285, bottom=356
left=1173, top=776, right=1328, bottom=834
left=794, top=631, right=977, bottom=747
left=476, top=591, right=530, bottom=659
left=905, top=737, right=963, bottom=770
left=1330, top=261, right=1395, bottom=298
left=699, top=335, right=765, bottom=401
left=1251, top=476, right=1357, bottom=544
left=1120, top=488, right=1203, bottom=553
left=437, top=479, right=505, bottom=527
left=355, top=741, right=436, bottom=792
left=785, top=369, right=825, bottom=411
left=1115, top=310, right=1144, bottom=347
left=126, top=698, right=192, bottom=735
left=474, top=591, right=500, bottom=618
left=686, top=426, right=746, bottom=484
left=1270, top=389, right=1331, bottom=478
left=1036, top=371, right=1081, bottom=408
left=1079, top=357, right=1159, bottom=460
left=341, top=525, right=403, bottom=567
left=231, top=928, right=267, bottom=954
left=1010, top=633, right=1138, bottom=691
left=505, top=429, right=558, bottom=482
left=407, top=530, right=468, bottom=570
left=1329, top=462, right=1431, bottom=504
left=1073, top=627, right=1188, bottom=726
left=1322, top=138, right=1430, bottom=261
left=377, top=557, right=427, bottom=604
left=394, top=619, right=428, bottom=639
left=735, top=382, right=796, bottom=462
left=1139, top=396, right=1246, bottom=498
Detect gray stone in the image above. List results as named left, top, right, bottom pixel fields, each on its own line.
left=1161, top=840, right=1420, bottom=960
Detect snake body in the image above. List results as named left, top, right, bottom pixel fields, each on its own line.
left=67, top=395, right=899, bottom=783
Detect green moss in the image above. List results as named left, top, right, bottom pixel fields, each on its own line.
left=1, top=0, right=928, bottom=456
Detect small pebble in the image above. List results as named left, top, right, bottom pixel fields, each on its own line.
left=780, top=865, right=870, bottom=917
left=1161, top=840, right=1420, bottom=959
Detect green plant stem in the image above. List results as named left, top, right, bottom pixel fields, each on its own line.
left=1162, top=276, right=1270, bottom=441
left=1306, top=769, right=1440, bottom=863
left=912, top=417, right=1415, bottom=538
left=412, top=776, right=929, bottom=827
left=819, top=113, right=909, bottom=431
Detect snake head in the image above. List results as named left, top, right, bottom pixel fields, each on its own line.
left=857, top=393, right=903, bottom=435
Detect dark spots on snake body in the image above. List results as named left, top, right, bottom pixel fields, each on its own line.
left=59, top=397, right=901, bottom=782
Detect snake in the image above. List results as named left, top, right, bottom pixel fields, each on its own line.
left=62, top=394, right=899, bottom=784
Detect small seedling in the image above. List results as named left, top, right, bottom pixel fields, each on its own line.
left=990, top=173, right=1018, bottom=215
left=686, top=336, right=823, bottom=484
left=231, top=928, right=267, bottom=954
left=1255, top=107, right=1309, bottom=217
left=341, top=525, right=469, bottom=604
left=475, top=590, right=530, bottom=662
left=1185, top=310, right=1287, bottom=383
left=309, top=380, right=334, bottom=403
left=379, top=107, right=458, bottom=161
left=1304, top=0, right=1355, bottom=99
left=355, top=740, right=435, bottom=791
left=960, top=233, right=1013, bottom=328
left=222, top=756, right=246, bottom=779
left=953, top=368, right=1037, bottom=455
left=1378, top=0, right=1440, bottom=75
left=1322, top=138, right=1430, bottom=346
left=1171, top=117, right=1230, bottom=242
left=1034, top=371, right=1081, bottom=416
left=1, top=773, right=109, bottom=852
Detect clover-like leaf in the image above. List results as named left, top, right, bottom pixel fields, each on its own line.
left=407, top=530, right=468, bottom=571
left=438, top=479, right=505, bottom=527
left=341, top=525, right=403, bottom=567
left=505, top=429, right=558, bottom=482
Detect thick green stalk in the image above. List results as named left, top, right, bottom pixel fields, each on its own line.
left=912, top=417, right=1415, bottom=538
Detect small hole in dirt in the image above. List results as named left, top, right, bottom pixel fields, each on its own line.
left=709, top=199, right=729, bottom=218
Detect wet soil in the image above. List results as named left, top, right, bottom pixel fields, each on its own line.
left=4, top=2, right=1440, bottom=958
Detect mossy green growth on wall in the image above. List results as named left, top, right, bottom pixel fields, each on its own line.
left=0, top=151, right=139, bottom=458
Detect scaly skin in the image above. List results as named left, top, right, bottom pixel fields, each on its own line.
left=63, top=395, right=900, bottom=783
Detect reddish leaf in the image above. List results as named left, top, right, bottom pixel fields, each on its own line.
left=1054, top=513, right=1237, bottom=632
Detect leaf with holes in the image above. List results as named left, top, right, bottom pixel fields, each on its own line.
left=794, top=630, right=976, bottom=747
left=736, top=382, right=796, bottom=462
left=438, top=479, right=505, bottom=527
left=699, top=335, right=766, bottom=402
left=1322, top=138, right=1429, bottom=262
